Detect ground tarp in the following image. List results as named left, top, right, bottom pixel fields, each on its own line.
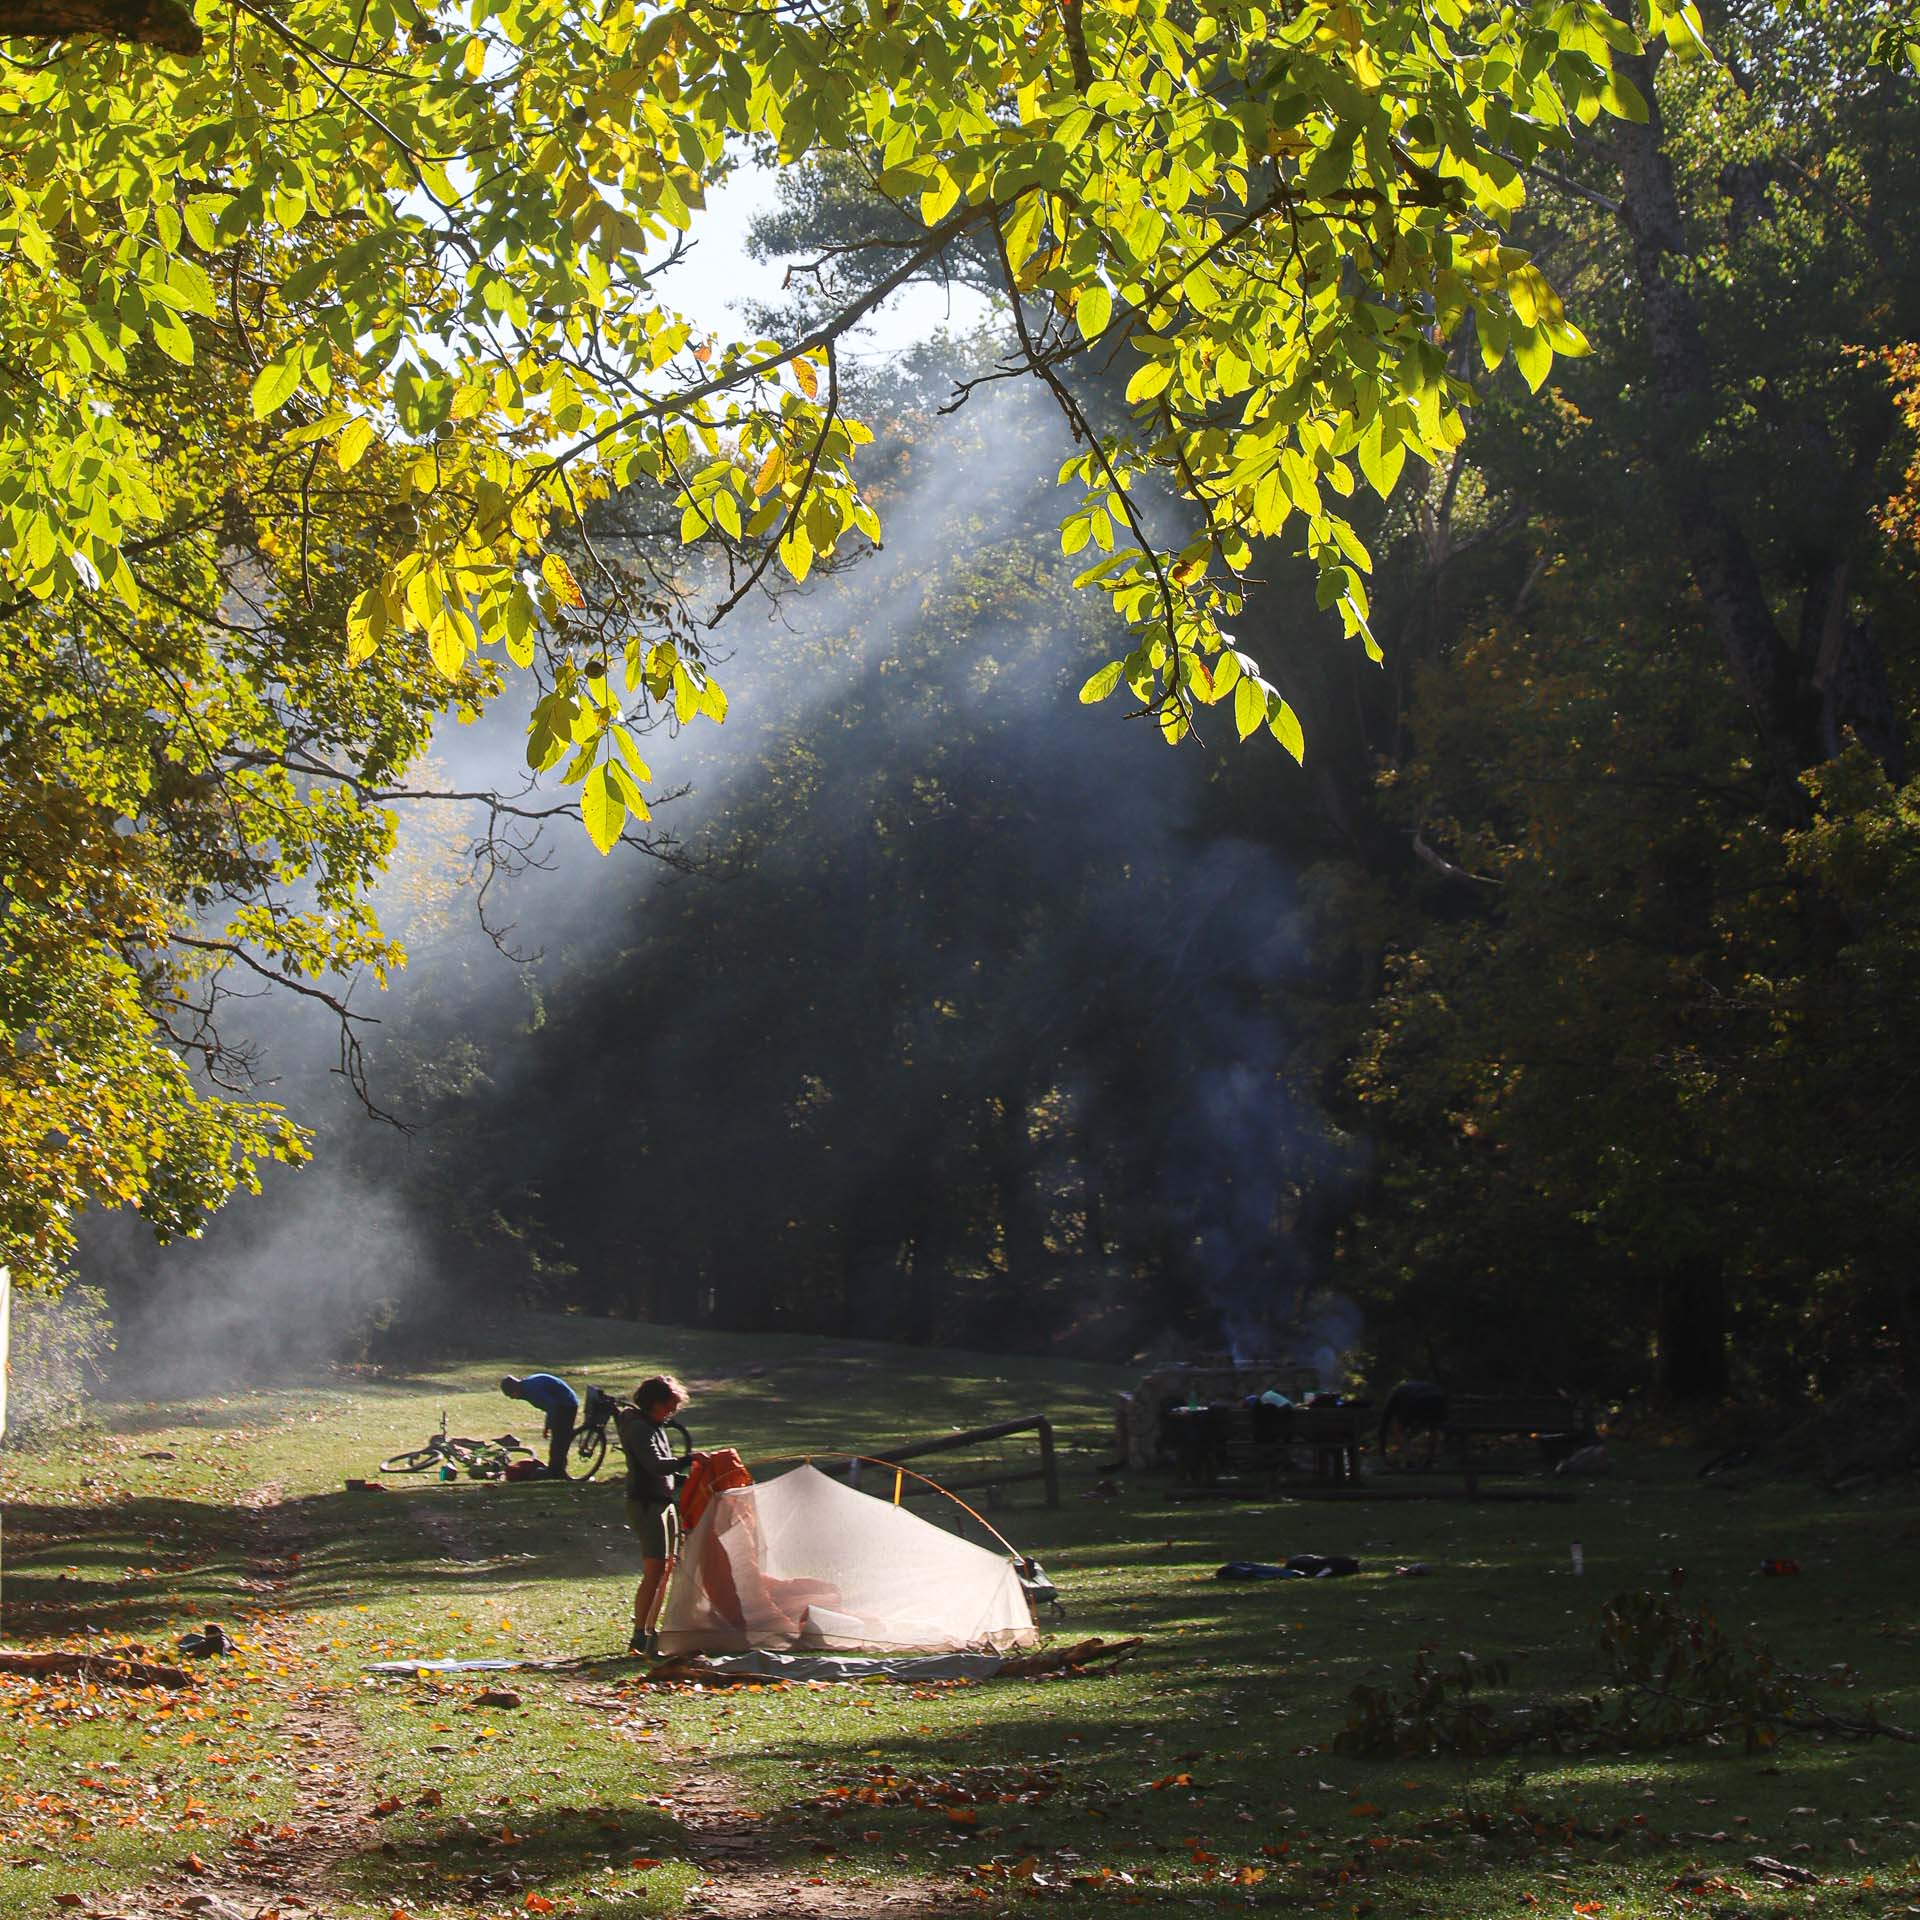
left=656, top=1649, right=1011, bottom=1681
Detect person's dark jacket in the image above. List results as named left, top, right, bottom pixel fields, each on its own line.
left=1378, top=1380, right=1448, bottom=1450
left=614, top=1405, right=679, bottom=1505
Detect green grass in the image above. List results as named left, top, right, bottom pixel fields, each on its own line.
left=4, top=1310, right=1919, bottom=1919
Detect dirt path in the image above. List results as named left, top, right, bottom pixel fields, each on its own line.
left=671, top=1758, right=957, bottom=1919
left=91, top=1475, right=956, bottom=1920
left=96, top=1490, right=373, bottom=1920
left=583, top=1692, right=961, bottom=1920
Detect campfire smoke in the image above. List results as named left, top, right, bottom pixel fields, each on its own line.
left=1150, top=839, right=1364, bottom=1385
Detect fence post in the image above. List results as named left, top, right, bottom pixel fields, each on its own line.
left=1038, top=1416, right=1059, bottom=1508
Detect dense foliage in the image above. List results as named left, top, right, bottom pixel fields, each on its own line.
left=14, top=0, right=1920, bottom=1416
left=3, top=0, right=1684, bottom=1290
left=1331, top=0, right=1920, bottom=1398
left=223, top=0, right=1920, bottom=1410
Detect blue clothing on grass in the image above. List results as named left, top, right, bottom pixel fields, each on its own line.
left=516, top=1372, right=579, bottom=1418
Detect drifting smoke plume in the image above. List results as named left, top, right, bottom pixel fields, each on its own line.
left=84, top=1168, right=429, bottom=1396
left=1148, top=838, right=1365, bottom=1380
left=88, top=378, right=1367, bottom=1386
left=85, top=375, right=1060, bottom=1389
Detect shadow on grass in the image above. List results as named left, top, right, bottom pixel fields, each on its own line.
left=324, top=1798, right=689, bottom=1913
left=714, top=1706, right=1920, bottom=1909
left=0, top=1481, right=633, bottom=1639
left=326, top=1780, right=1038, bottom=1917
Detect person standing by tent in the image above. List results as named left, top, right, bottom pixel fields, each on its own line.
left=615, top=1374, right=695, bottom=1657
left=501, top=1372, right=579, bottom=1480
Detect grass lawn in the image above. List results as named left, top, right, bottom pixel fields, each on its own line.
left=3, top=1310, right=1918, bottom=1920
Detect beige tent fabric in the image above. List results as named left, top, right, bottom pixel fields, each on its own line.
left=656, top=1463, right=1039, bottom=1655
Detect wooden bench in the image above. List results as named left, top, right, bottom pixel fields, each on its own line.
left=1441, top=1395, right=1592, bottom=1495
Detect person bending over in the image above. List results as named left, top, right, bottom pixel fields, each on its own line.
left=1377, top=1379, right=1449, bottom=1471
left=501, top=1372, right=579, bottom=1480
left=614, top=1373, right=699, bottom=1657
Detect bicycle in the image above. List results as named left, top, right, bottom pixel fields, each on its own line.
left=567, top=1387, right=693, bottom=1482
left=380, top=1408, right=536, bottom=1479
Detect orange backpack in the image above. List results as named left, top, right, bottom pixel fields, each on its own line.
left=678, top=1447, right=751, bottom=1531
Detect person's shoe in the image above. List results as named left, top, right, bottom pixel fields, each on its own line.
left=626, top=1632, right=648, bottom=1657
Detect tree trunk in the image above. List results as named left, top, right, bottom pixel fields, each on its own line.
left=1656, top=1254, right=1730, bottom=1401
left=1897, top=1272, right=1920, bottom=1399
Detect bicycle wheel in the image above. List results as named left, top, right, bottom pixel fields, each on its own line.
left=665, top=1419, right=694, bottom=1468
left=380, top=1446, right=444, bottom=1475
left=572, top=1425, right=608, bottom=1480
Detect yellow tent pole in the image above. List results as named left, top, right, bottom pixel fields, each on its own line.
left=831, top=1453, right=1024, bottom=1560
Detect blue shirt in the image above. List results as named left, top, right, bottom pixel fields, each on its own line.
left=516, top=1373, right=578, bottom=1418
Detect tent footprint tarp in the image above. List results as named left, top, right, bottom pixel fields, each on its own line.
left=657, top=1463, right=1038, bottom=1656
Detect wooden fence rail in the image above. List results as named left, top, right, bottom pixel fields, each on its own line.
left=820, top=1414, right=1060, bottom=1509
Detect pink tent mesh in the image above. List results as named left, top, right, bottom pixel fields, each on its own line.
left=656, top=1464, right=1039, bottom=1655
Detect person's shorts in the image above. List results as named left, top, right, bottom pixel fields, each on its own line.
left=626, top=1497, right=679, bottom=1559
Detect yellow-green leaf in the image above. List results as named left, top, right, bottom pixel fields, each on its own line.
left=152, top=309, right=195, bottom=366
left=345, top=587, right=385, bottom=666
left=250, top=354, right=304, bottom=421
left=1267, top=694, right=1306, bottom=764
left=1512, top=324, right=1552, bottom=393
left=1234, top=674, right=1266, bottom=741
left=164, top=255, right=218, bottom=319
left=336, top=417, right=377, bottom=472
left=541, top=551, right=584, bottom=607
left=1078, top=282, right=1113, bottom=344
left=1125, top=359, right=1174, bottom=404
left=580, top=763, right=624, bottom=854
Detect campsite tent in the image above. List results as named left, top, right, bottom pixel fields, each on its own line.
left=656, top=1463, right=1039, bottom=1656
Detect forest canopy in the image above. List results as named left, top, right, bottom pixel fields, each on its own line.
left=13, top=0, right=1920, bottom=1424
left=0, top=0, right=1688, bottom=1289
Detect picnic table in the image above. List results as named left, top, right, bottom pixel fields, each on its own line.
left=1440, top=1394, right=1592, bottom=1495
left=1166, top=1400, right=1369, bottom=1488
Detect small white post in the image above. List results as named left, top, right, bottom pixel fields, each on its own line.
left=1, top=1266, right=11, bottom=1632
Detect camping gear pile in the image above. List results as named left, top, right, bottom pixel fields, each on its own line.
left=1217, top=1553, right=1360, bottom=1580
